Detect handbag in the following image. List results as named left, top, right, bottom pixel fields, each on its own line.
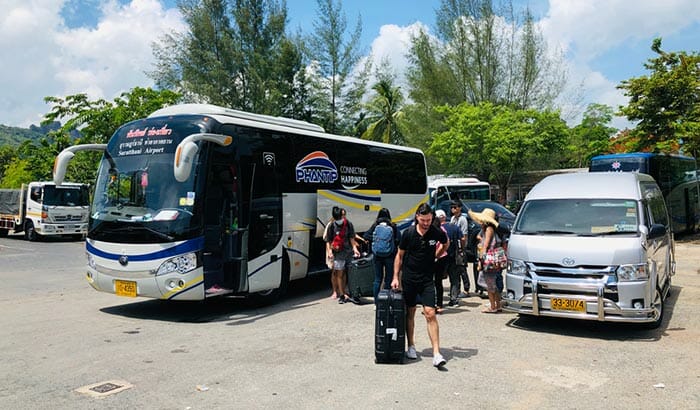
left=483, top=246, right=507, bottom=270
left=477, top=270, right=487, bottom=288
left=455, top=250, right=465, bottom=266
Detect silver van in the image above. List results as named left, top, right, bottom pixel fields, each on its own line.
left=502, top=172, right=675, bottom=328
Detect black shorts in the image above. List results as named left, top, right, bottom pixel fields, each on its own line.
left=402, top=280, right=436, bottom=308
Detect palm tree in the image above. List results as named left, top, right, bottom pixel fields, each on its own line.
left=361, top=78, right=405, bottom=145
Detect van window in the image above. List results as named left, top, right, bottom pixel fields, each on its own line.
left=641, top=182, right=668, bottom=227
left=515, top=199, right=639, bottom=235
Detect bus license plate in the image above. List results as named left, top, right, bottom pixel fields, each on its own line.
left=551, top=297, right=585, bottom=312
left=115, top=280, right=137, bottom=297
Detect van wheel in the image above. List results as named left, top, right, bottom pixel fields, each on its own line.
left=644, top=286, right=664, bottom=330
left=24, top=221, right=39, bottom=241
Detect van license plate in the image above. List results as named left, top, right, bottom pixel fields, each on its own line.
left=115, top=280, right=137, bottom=297
left=551, top=297, right=585, bottom=312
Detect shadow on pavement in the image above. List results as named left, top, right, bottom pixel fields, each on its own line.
left=100, top=272, right=331, bottom=324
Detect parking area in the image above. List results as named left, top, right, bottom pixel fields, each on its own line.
left=0, top=233, right=698, bottom=409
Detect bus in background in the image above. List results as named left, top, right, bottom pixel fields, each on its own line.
left=589, top=152, right=700, bottom=234
left=53, top=103, right=428, bottom=303
left=428, top=176, right=491, bottom=211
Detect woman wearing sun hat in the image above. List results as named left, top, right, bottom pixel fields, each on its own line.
left=468, top=207, right=503, bottom=313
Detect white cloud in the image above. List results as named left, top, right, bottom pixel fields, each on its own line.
left=538, top=0, right=700, bottom=130
left=0, top=0, right=185, bottom=127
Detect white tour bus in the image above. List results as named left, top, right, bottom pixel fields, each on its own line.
left=428, top=176, right=490, bottom=210
left=54, top=104, right=428, bottom=303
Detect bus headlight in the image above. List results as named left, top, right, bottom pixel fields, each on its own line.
left=617, top=263, right=648, bottom=281
left=156, top=253, right=198, bottom=276
left=508, top=259, right=527, bottom=276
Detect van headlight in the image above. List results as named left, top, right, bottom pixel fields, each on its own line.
left=508, top=259, right=527, bottom=276
left=156, top=253, right=198, bottom=276
left=616, top=263, right=649, bottom=281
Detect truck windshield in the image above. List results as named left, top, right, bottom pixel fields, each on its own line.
left=514, top=199, right=640, bottom=236
left=88, top=118, right=210, bottom=243
left=42, top=185, right=90, bottom=206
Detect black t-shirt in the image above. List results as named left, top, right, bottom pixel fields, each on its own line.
left=398, top=224, right=447, bottom=283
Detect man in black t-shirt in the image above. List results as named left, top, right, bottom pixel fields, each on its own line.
left=391, top=203, right=448, bottom=368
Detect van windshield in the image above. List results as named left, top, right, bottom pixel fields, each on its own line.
left=514, top=199, right=639, bottom=236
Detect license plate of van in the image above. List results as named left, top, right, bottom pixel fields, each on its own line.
left=551, top=297, right=585, bottom=312
left=115, top=280, right=137, bottom=297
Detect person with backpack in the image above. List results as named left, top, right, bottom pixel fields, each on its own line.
left=324, top=206, right=360, bottom=304
left=364, top=208, right=400, bottom=303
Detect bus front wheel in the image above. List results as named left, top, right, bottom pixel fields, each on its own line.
left=248, top=250, right=290, bottom=306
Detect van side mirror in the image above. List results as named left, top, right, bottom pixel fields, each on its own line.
left=647, top=223, right=666, bottom=239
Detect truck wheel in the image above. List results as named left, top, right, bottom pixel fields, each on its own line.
left=24, top=221, right=39, bottom=241
left=0, top=229, right=8, bottom=237
left=644, top=286, right=664, bottom=330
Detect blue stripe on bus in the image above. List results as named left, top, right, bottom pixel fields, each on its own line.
left=329, top=189, right=381, bottom=202
left=87, top=236, right=204, bottom=261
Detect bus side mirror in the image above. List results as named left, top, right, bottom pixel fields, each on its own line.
left=173, top=133, right=232, bottom=182
left=53, top=150, right=75, bottom=186
left=54, top=144, right=107, bottom=185
left=174, top=141, right=199, bottom=182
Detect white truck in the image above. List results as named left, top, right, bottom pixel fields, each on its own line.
left=0, top=182, right=90, bottom=241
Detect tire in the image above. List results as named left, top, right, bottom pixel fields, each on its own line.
left=643, top=286, right=664, bottom=330
left=248, top=250, right=290, bottom=306
left=0, top=229, right=8, bottom=237
left=24, top=221, right=39, bottom=241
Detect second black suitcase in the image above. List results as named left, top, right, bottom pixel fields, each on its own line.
left=375, top=289, right=405, bottom=364
left=347, top=254, right=374, bottom=300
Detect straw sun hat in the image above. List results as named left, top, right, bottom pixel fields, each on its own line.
left=468, top=207, right=499, bottom=227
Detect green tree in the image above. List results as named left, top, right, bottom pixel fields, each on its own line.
left=10, top=88, right=181, bottom=185
left=618, top=38, right=700, bottom=155
left=151, top=0, right=301, bottom=116
left=567, top=103, right=617, bottom=167
left=361, top=62, right=405, bottom=144
left=0, top=145, right=17, bottom=184
left=307, top=0, right=364, bottom=134
left=409, top=0, right=566, bottom=110
left=429, top=102, right=568, bottom=201
left=0, top=159, right=32, bottom=188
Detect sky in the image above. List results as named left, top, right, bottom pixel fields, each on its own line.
left=1, top=0, right=699, bottom=131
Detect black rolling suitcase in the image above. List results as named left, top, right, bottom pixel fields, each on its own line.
left=375, top=289, right=405, bottom=364
left=347, top=253, right=374, bottom=300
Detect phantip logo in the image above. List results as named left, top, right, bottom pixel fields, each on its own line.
left=295, top=151, right=338, bottom=184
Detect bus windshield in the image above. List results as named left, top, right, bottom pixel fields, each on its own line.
left=89, top=119, right=210, bottom=243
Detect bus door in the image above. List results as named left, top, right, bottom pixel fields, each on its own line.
left=202, top=161, right=246, bottom=293
left=238, top=151, right=283, bottom=293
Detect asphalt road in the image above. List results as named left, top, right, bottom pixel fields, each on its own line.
left=0, top=233, right=698, bottom=409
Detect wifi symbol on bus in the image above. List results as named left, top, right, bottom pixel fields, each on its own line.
left=263, top=152, right=276, bottom=166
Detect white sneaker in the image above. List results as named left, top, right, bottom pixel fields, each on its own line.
left=432, top=352, right=446, bottom=368
left=406, top=345, right=417, bottom=360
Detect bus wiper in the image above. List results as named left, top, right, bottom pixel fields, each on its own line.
left=112, top=225, right=174, bottom=241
